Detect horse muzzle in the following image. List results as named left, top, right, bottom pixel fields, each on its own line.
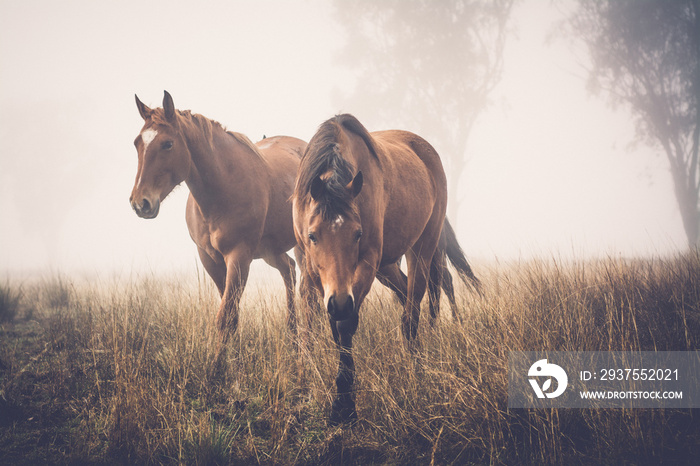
left=130, top=197, right=160, bottom=219
left=327, top=293, right=355, bottom=321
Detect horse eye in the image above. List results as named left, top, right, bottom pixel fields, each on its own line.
left=308, top=233, right=318, bottom=244
left=355, top=230, right=363, bottom=242
left=162, top=140, right=174, bottom=150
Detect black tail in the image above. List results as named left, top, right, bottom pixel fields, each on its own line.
left=441, top=218, right=482, bottom=294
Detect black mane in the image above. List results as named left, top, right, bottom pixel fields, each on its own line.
left=294, top=114, right=377, bottom=220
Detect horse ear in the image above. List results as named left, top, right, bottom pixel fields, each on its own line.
left=310, top=176, right=325, bottom=201
left=163, top=90, right=176, bottom=121
left=349, top=171, right=363, bottom=199
left=135, top=94, right=151, bottom=120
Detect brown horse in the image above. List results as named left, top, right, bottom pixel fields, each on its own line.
left=130, top=91, right=306, bottom=341
left=292, top=114, right=448, bottom=423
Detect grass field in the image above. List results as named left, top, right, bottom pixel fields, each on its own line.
left=1, top=252, right=699, bottom=464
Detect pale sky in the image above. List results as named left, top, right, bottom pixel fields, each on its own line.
left=0, top=0, right=687, bottom=278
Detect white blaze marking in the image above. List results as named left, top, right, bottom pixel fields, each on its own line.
left=136, top=128, right=158, bottom=187
left=331, top=215, right=344, bottom=233
left=141, top=128, right=158, bottom=152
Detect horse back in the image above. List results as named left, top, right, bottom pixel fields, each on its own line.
left=365, top=130, right=448, bottom=264
left=372, top=130, right=445, bottom=180
left=255, top=136, right=307, bottom=256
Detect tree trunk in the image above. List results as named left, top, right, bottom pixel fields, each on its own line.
left=669, top=158, right=700, bottom=247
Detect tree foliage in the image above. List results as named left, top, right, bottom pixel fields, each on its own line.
left=568, top=0, right=700, bottom=246
left=333, top=0, right=514, bottom=217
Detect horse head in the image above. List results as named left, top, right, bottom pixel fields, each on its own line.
left=130, top=91, right=191, bottom=219
left=302, top=169, right=364, bottom=321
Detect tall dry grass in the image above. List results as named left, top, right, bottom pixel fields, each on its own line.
left=1, top=252, right=699, bottom=464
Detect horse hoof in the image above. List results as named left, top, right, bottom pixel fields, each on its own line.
left=329, top=397, right=357, bottom=426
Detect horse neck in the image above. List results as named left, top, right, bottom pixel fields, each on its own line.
left=179, top=115, right=267, bottom=211
left=340, top=127, right=371, bottom=172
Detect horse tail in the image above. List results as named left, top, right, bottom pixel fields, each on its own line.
left=442, top=218, right=482, bottom=294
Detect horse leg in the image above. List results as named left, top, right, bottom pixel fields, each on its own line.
left=216, top=246, right=253, bottom=344
left=196, top=247, right=226, bottom=297
left=427, top=250, right=444, bottom=327
left=297, top=249, right=323, bottom=330
left=328, top=254, right=377, bottom=424
left=403, top=250, right=429, bottom=341
left=329, top=314, right=358, bottom=425
left=264, top=253, right=297, bottom=331
left=403, top=220, right=443, bottom=341
left=209, top=246, right=252, bottom=377
left=377, top=263, right=408, bottom=307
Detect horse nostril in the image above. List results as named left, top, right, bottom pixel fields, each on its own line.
left=327, top=294, right=353, bottom=320
left=141, top=198, right=151, bottom=213
left=327, top=296, right=336, bottom=316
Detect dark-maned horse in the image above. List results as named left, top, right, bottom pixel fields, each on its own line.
left=292, top=114, right=448, bottom=423
left=130, top=91, right=306, bottom=342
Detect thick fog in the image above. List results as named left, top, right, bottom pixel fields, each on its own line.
left=0, top=0, right=686, bottom=276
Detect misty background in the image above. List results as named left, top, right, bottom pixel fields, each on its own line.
left=0, top=0, right=687, bottom=278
